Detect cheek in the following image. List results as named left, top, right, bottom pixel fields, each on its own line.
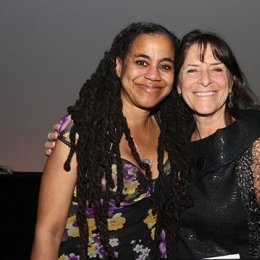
left=120, top=63, right=137, bottom=78
left=178, top=78, right=193, bottom=93
left=170, top=75, right=175, bottom=86
left=165, top=85, right=173, bottom=96
left=179, top=81, right=196, bottom=106
left=218, top=77, right=231, bottom=95
left=182, top=93, right=192, bottom=107
left=165, top=73, right=174, bottom=87
left=220, top=87, right=230, bottom=102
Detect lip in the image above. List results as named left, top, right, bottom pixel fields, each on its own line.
left=137, top=83, right=164, bottom=93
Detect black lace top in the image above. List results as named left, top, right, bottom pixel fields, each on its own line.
left=178, top=110, right=260, bottom=259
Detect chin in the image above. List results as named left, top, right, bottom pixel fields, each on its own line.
left=139, top=98, right=165, bottom=109
left=193, top=107, right=218, bottom=116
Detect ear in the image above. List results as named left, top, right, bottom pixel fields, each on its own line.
left=115, top=57, right=122, bottom=78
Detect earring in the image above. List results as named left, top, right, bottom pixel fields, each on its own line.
left=228, top=91, right=233, bottom=108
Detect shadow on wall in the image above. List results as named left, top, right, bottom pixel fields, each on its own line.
left=0, top=168, right=42, bottom=260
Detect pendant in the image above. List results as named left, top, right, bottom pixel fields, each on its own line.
left=141, top=158, right=152, bottom=167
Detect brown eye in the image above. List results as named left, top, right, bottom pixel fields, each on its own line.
left=160, top=64, right=173, bottom=71
left=187, top=69, right=197, bottom=73
left=136, top=60, right=148, bottom=67
left=214, top=68, right=223, bottom=72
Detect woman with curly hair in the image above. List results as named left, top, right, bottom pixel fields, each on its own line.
left=31, top=22, right=192, bottom=259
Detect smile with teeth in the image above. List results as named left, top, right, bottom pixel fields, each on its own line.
left=194, top=91, right=216, bottom=96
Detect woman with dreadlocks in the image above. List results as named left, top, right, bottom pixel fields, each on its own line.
left=31, top=22, right=192, bottom=260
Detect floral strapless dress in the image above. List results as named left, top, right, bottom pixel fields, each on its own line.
left=58, top=158, right=171, bottom=260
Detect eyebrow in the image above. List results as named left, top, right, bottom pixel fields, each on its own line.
left=185, top=61, right=223, bottom=67
left=133, top=53, right=174, bottom=63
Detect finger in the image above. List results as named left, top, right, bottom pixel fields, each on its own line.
left=47, top=132, right=58, bottom=141
left=53, top=123, right=61, bottom=132
left=45, top=140, right=56, bottom=149
left=45, top=149, right=52, bottom=156
left=45, top=141, right=51, bottom=149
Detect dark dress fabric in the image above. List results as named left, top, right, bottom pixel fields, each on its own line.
left=178, top=110, right=260, bottom=259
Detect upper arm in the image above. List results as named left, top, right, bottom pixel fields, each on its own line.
left=252, top=137, right=260, bottom=206
left=35, top=139, right=77, bottom=239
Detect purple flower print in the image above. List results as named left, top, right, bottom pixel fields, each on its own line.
left=58, top=114, right=72, bottom=134
left=159, top=230, right=167, bottom=258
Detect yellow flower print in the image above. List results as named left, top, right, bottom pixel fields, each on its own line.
left=62, top=132, right=79, bottom=144
left=134, top=192, right=148, bottom=202
left=107, top=213, right=126, bottom=231
left=58, top=253, right=80, bottom=260
left=88, top=242, right=97, bottom=256
left=143, top=209, right=157, bottom=229
left=123, top=180, right=139, bottom=195
left=87, top=217, right=97, bottom=235
left=66, top=214, right=79, bottom=238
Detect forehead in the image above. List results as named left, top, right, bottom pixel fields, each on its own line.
left=128, top=33, right=175, bottom=57
left=185, top=43, right=219, bottom=63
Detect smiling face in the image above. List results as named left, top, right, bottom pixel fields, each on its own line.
left=116, top=33, right=175, bottom=111
left=177, top=43, right=233, bottom=118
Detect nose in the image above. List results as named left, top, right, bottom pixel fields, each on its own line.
left=200, top=70, right=212, bottom=87
left=144, top=66, right=162, bottom=81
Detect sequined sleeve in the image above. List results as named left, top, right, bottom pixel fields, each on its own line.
left=252, top=137, right=260, bottom=206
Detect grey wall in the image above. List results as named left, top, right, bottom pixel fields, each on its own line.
left=1, top=0, right=259, bottom=171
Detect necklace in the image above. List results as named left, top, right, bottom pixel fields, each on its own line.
left=132, top=117, right=153, bottom=167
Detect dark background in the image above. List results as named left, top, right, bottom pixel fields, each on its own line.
left=0, top=171, right=42, bottom=259
left=1, top=0, right=260, bottom=172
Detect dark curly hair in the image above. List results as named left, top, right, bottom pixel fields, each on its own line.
left=64, top=22, right=192, bottom=259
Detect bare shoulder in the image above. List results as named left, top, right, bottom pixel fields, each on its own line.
left=42, top=139, right=77, bottom=187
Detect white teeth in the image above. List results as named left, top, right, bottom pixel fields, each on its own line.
left=194, top=91, right=215, bottom=96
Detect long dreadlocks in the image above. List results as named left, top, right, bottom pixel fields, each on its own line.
left=63, top=22, right=192, bottom=259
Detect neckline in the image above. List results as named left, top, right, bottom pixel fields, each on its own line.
left=120, top=157, right=170, bottom=181
left=191, top=113, right=260, bottom=174
left=191, top=121, right=237, bottom=144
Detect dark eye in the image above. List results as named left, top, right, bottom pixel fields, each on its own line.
left=160, top=64, right=173, bottom=71
left=136, top=60, right=148, bottom=67
left=187, top=68, right=197, bottom=73
left=213, top=67, right=223, bottom=72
